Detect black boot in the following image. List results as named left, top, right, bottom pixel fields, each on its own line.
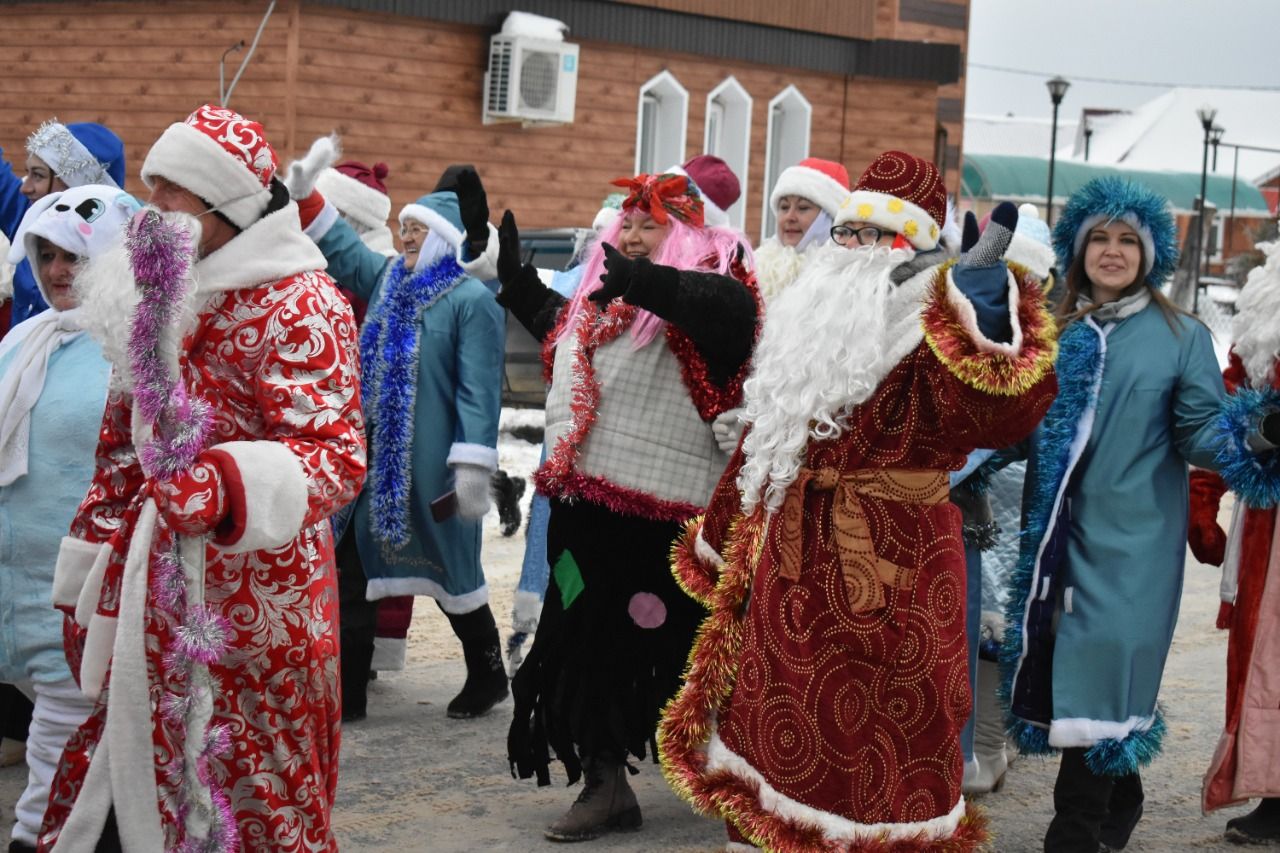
left=337, top=531, right=376, bottom=723
left=491, top=469, right=526, bottom=537
left=444, top=604, right=509, bottom=718
left=1099, top=771, right=1143, bottom=850
left=1226, top=797, right=1280, bottom=844
left=1045, top=748, right=1115, bottom=853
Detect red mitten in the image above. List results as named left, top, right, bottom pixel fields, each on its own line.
left=296, top=189, right=326, bottom=230
left=154, top=458, right=228, bottom=537
left=1188, top=469, right=1228, bottom=566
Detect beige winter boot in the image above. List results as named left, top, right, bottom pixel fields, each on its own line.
left=544, top=757, right=643, bottom=842
left=0, top=737, right=25, bottom=768
left=963, top=657, right=1009, bottom=796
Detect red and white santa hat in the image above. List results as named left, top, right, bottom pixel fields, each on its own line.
left=141, top=104, right=279, bottom=230
left=669, top=154, right=740, bottom=227
left=836, top=150, right=947, bottom=251
left=769, top=157, right=850, bottom=219
left=317, top=160, right=391, bottom=233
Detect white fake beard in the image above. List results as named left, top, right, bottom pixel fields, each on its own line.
left=74, top=210, right=206, bottom=392
left=754, top=237, right=807, bottom=304
left=737, top=243, right=913, bottom=515
left=1233, top=240, right=1280, bottom=388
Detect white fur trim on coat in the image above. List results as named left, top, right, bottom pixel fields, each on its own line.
left=457, top=221, right=500, bottom=281
left=205, top=440, right=309, bottom=555
left=193, top=204, right=328, bottom=296
left=53, top=537, right=109, bottom=611
left=705, top=732, right=966, bottom=843
left=1049, top=713, right=1158, bottom=749
left=73, top=544, right=112, bottom=630
left=78, top=613, right=116, bottom=703
left=447, top=441, right=499, bottom=472
left=365, top=576, right=489, bottom=614
left=316, top=167, right=390, bottom=232
left=942, top=267, right=1025, bottom=358
left=837, top=190, right=941, bottom=251
left=141, top=122, right=272, bottom=230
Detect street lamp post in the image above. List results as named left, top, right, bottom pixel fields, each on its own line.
left=1210, top=124, right=1225, bottom=170
left=1192, top=105, right=1217, bottom=314
left=1084, top=117, right=1093, bottom=161
left=1045, top=76, right=1070, bottom=226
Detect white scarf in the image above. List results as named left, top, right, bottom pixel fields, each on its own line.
left=0, top=307, right=85, bottom=485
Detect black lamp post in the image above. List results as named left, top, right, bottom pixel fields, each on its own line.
left=1083, top=117, right=1093, bottom=161
left=1210, top=124, right=1225, bottom=170
left=1192, top=105, right=1217, bottom=314
left=1045, top=76, right=1070, bottom=225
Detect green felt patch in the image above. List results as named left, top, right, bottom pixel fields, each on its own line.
left=553, top=550, right=584, bottom=610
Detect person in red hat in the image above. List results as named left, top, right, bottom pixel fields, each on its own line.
left=659, top=151, right=1059, bottom=852
left=754, top=157, right=851, bottom=302
left=499, top=172, right=759, bottom=842
left=41, top=104, right=366, bottom=852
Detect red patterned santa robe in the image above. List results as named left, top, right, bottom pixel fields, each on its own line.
left=42, top=207, right=365, bottom=852
left=660, top=261, right=1057, bottom=852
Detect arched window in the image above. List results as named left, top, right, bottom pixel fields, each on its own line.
left=761, top=85, right=812, bottom=241
left=635, top=71, right=689, bottom=175
left=704, top=77, right=752, bottom=229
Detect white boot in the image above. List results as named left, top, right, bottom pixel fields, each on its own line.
left=963, top=657, right=1008, bottom=796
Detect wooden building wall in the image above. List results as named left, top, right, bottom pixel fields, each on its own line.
left=1, top=0, right=959, bottom=239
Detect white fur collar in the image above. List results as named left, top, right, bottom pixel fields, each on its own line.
left=194, top=203, right=327, bottom=294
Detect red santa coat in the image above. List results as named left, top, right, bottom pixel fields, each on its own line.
left=661, top=261, right=1057, bottom=852
left=1198, top=350, right=1280, bottom=813
left=42, top=207, right=366, bottom=852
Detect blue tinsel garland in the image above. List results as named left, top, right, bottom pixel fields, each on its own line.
left=1215, top=386, right=1280, bottom=509
left=998, top=320, right=1104, bottom=757
left=360, top=255, right=466, bottom=548
left=1084, top=707, right=1167, bottom=777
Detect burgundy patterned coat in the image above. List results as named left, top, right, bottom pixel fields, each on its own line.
left=42, top=207, right=366, bottom=853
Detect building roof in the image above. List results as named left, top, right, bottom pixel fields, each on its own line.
left=963, top=114, right=1078, bottom=159
left=961, top=153, right=1272, bottom=216
left=1061, top=87, right=1280, bottom=184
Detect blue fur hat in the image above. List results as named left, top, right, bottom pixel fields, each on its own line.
left=398, top=191, right=464, bottom=250
left=1052, top=177, right=1178, bottom=287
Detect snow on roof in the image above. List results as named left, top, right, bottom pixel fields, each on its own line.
left=1059, top=87, right=1280, bottom=184
left=964, top=114, right=1078, bottom=159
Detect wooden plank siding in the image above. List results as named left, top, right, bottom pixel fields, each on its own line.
left=607, top=0, right=878, bottom=41
left=1, top=0, right=968, bottom=238
left=895, top=0, right=970, bottom=194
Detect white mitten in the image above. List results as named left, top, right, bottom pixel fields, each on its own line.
left=283, top=133, right=341, bottom=199
left=453, top=463, right=492, bottom=520
left=712, top=407, right=744, bottom=453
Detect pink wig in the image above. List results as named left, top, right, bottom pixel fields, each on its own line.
left=557, top=214, right=751, bottom=349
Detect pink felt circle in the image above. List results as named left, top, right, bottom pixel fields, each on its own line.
left=78, top=222, right=93, bottom=235
left=628, top=591, right=667, bottom=629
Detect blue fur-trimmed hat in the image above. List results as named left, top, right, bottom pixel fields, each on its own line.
left=399, top=190, right=464, bottom=249
left=1052, top=177, right=1178, bottom=287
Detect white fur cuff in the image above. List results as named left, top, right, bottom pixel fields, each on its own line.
left=457, top=222, right=500, bottom=281
left=73, top=543, right=113, bottom=630
left=304, top=198, right=340, bottom=242
left=53, top=537, right=109, bottom=611
left=205, top=441, right=309, bottom=554
left=79, top=612, right=117, bottom=701
left=447, top=442, right=499, bottom=472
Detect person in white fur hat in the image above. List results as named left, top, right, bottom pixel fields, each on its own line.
left=316, top=159, right=396, bottom=258
left=42, top=104, right=366, bottom=852
left=754, top=157, right=851, bottom=302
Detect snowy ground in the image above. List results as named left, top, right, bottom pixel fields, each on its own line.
left=0, top=409, right=1258, bottom=851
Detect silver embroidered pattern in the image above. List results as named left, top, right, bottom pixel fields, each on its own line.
left=25, top=118, right=113, bottom=188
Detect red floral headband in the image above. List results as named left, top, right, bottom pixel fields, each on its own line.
left=610, top=172, right=704, bottom=227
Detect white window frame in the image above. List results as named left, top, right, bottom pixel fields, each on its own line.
left=704, top=77, right=753, bottom=230
left=635, top=71, right=689, bottom=176
left=760, top=85, right=813, bottom=242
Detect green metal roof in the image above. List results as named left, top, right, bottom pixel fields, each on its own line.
left=961, top=153, right=1272, bottom=216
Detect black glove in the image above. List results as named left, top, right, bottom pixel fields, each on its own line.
left=454, top=167, right=490, bottom=251
left=961, top=211, right=981, bottom=253
left=589, top=243, right=633, bottom=305
left=497, top=209, right=523, bottom=287
left=1262, top=412, right=1280, bottom=448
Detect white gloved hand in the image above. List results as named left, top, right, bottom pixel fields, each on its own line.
left=712, top=407, right=745, bottom=454
left=453, top=463, right=492, bottom=520
left=283, top=133, right=340, bottom=199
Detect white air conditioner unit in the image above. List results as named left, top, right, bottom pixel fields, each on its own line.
left=483, top=35, right=579, bottom=126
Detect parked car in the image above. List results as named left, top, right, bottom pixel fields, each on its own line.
left=503, top=227, right=590, bottom=407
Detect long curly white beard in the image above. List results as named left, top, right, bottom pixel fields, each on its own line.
left=1233, top=240, right=1280, bottom=388
left=74, top=209, right=206, bottom=392
left=737, top=243, right=914, bottom=514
